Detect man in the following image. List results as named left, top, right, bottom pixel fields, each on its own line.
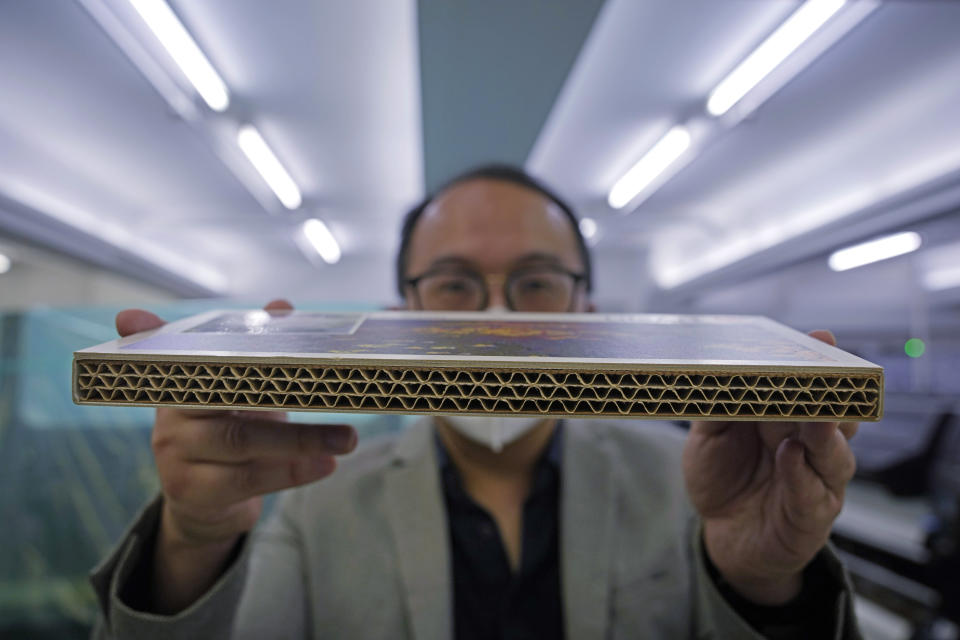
left=90, top=165, right=860, bottom=639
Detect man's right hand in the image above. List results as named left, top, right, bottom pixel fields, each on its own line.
left=115, top=300, right=357, bottom=614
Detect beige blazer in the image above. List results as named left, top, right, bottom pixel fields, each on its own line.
left=90, top=418, right=858, bottom=639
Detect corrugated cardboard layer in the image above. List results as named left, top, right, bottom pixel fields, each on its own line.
left=74, top=359, right=883, bottom=420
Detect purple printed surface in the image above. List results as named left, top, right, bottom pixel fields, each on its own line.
left=122, top=312, right=836, bottom=364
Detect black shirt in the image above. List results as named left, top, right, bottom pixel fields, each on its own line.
left=437, top=426, right=564, bottom=640
left=436, top=424, right=842, bottom=640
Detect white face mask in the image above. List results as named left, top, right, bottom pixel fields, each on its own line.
left=441, top=415, right=543, bottom=452
left=437, top=304, right=542, bottom=452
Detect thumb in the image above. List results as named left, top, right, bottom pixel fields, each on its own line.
left=808, top=329, right=836, bottom=347
left=115, top=309, right=166, bottom=337
left=265, top=299, right=294, bottom=312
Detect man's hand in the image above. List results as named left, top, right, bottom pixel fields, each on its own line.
left=682, top=330, right=858, bottom=606
left=115, top=300, right=357, bottom=613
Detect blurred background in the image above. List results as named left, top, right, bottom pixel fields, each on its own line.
left=0, top=0, right=958, bottom=638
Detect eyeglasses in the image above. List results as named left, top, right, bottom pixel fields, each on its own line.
left=404, top=266, right=586, bottom=312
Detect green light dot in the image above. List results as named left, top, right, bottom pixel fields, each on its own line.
left=904, top=338, right=926, bottom=358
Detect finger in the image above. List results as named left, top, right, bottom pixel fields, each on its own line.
left=689, top=419, right=734, bottom=437
left=683, top=420, right=762, bottom=516
left=775, top=439, right=836, bottom=532
left=178, top=418, right=357, bottom=463
left=157, top=404, right=289, bottom=426
left=155, top=406, right=246, bottom=430
left=838, top=421, right=859, bottom=440
left=230, top=409, right=288, bottom=422
left=795, top=422, right=857, bottom=491
left=170, top=456, right=337, bottom=505
left=808, top=329, right=836, bottom=346
left=265, top=299, right=294, bottom=313
left=116, top=309, right=166, bottom=337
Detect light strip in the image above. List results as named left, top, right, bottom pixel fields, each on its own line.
left=302, top=219, right=341, bottom=264
left=0, top=253, right=10, bottom=275
left=78, top=0, right=197, bottom=120
left=608, top=126, right=691, bottom=210
left=128, top=0, right=230, bottom=112
left=828, top=232, right=921, bottom=272
left=923, top=266, right=960, bottom=291
left=706, top=0, right=846, bottom=117
left=237, top=125, right=303, bottom=210
left=651, top=146, right=960, bottom=289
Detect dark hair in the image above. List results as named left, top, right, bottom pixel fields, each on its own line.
left=395, top=164, right=593, bottom=297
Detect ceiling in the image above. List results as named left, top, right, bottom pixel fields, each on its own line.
left=0, top=0, right=958, bottom=319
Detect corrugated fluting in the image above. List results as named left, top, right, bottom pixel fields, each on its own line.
left=74, top=359, right=883, bottom=420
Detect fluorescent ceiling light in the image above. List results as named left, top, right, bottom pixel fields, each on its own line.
left=128, top=0, right=230, bottom=111
left=78, top=0, right=197, bottom=120
left=651, top=147, right=960, bottom=290
left=608, top=126, right=691, bottom=210
left=237, top=125, right=303, bottom=210
left=0, top=253, right=10, bottom=274
left=302, top=219, right=341, bottom=264
left=579, top=217, right=597, bottom=239
left=923, top=265, right=960, bottom=291
left=828, top=231, right=921, bottom=272
left=706, top=0, right=846, bottom=117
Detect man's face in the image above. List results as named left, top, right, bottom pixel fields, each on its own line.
left=404, top=178, right=592, bottom=312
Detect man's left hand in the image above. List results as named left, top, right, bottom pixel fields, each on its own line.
left=683, top=330, right=858, bottom=605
